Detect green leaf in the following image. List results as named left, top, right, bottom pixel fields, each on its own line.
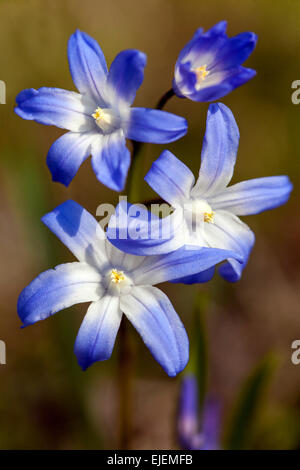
left=225, top=354, right=277, bottom=450
left=186, top=290, right=210, bottom=409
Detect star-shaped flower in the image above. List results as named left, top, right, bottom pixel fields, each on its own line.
left=15, top=30, right=188, bottom=191
left=107, top=103, right=292, bottom=282
left=173, top=21, right=257, bottom=102
left=17, top=200, right=240, bottom=375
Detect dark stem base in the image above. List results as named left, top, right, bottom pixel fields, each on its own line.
left=155, top=88, right=175, bottom=110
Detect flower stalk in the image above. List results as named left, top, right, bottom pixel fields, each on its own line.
left=118, top=318, right=133, bottom=449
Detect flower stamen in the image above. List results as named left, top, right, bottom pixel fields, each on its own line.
left=92, top=107, right=107, bottom=123
left=204, top=211, right=215, bottom=224
left=110, top=269, right=125, bottom=284
left=194, top=65, right=210, bottom=82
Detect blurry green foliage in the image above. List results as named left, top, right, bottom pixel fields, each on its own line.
left=225, top=354, right=277, bottom=449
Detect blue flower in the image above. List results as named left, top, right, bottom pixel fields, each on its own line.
left=107, top=103, right=292, bottom=282
left=178, top=375, right=221, bottom=450
left=15, top=30, right=188, bottom=192
left=17, top=200, right=240, bottom=375
left=173, top=21, right=257, bottom=102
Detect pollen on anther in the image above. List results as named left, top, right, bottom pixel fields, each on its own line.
left=194, top=65, right=210, bottom=82
left=110, top=269, right=125, bottom=284
left=92, top=107, right=104, bottom=122
left=204, top=211, right=215, bottom=223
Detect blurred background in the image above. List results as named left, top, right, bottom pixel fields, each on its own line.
left=0, top=0, right=300, bottom=450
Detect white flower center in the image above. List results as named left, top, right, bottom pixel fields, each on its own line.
left=107, top=268, right=133, bottom=295
left=185, top=199, right=215, bottom=224
left=92, top=107, right=121, bottom=133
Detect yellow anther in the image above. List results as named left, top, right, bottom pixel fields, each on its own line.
left=92, top=107, right=105, bottom=122
left=194, top=65, right=210, bottom=82
left=110, top=269, right=125, bottom=284
left=204, top=211, right=215, bottom=224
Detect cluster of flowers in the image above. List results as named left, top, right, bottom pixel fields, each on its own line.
left=16, top=22, right=292, bottom=377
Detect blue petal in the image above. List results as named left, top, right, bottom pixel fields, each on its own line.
left=106, top=49, right=146, bottom=105
left=175, top=21, right=228, bottom=77
left=187, top=67, right=256, bottom=102
left=134, top=246, right=242, bottom=285
left=120, top=286, right=189, bottom=377
left=178, top=375, right=199, bottom=449
left=209, top=176, right=293, bottom=215
left=170, top=266, right=215, bottom=285
left=173, top=22, right=257, bottom=102
left=179, top=375, right=198, bottom=425
left=91, top=130, right=131, bottom=191
left=204, top=20, right=228, bottom=37
left=212, top=32, right=257, bottom=71
left=74, top=295, right=122, bottom=370
left=15, top=87, right=94, bottom=132
left=68, top=30, right=108, bottom=103
left=47, top=131, right=95, bottom=186
left=42, top=200, right=107, bottom=265
left=17, top=262, right=102, bottom=327
left=106, top=200, right=183, bottom=256
left=203, top=211, right=255, bottom=282
left=176, top=27, right=205, bottom=65
left=200, top=399, right=221, bottom=450
left=184, top=22, right=227, bottom=62
left=145, top=150, right=195, bottom=206
left=172, top=61, right=197, bottom=98
left=126, top=108, right=188, bottom=143
left=192, top=103, right=239, bottom=197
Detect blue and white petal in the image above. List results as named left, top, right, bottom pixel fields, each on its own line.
left=105, top=239, right=145, bottom=274
left=15, top=87, right=95, bottom=132
left=176, top=27, right=205, bottom=64
left=145, top=150, right=195, bottom=206
left=91, top=130, right=131, bottom=191
left=178, top=21, right=228, bottom=70
left=184, top=67, right=256, bottom=102
left=191, top=103, right=239, bottom=197
left=42, top=200, right=107, bottom=267
left=120, top=286, right=189, bottom=377
left=18, top=262, right=102, bottom=327
left=68, top=30, right=108, bottom=104
left=106, top=49, right=146, bottom=106
left=133, top=246, right=242, bottom=285
left=173, top=61, right=198, bottom=98
left=126, top=108, right=188, bottom=144
left=74, top=295, right=122, bottom=370
left=47, top=131, right=96, bottom=187
left=173, top=22, right=257, bottom=102
left=203, top=210, right=255, bottom=282
left=209, top=176, right=293, bottom=216
left=106, top=200, right=185, bottom=256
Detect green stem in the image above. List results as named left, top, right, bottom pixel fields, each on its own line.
left=118, top=318, right=133, bottom=449
left=185, top=288, right=209, bottom=410
left=125, top=140, right=143, bottom=202
left=118, top=87, right=176, bottom=447
left=126, top=88, right=175, bottom=201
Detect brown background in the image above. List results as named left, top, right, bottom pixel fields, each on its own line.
left=0, top=0, right=299, bottom=449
